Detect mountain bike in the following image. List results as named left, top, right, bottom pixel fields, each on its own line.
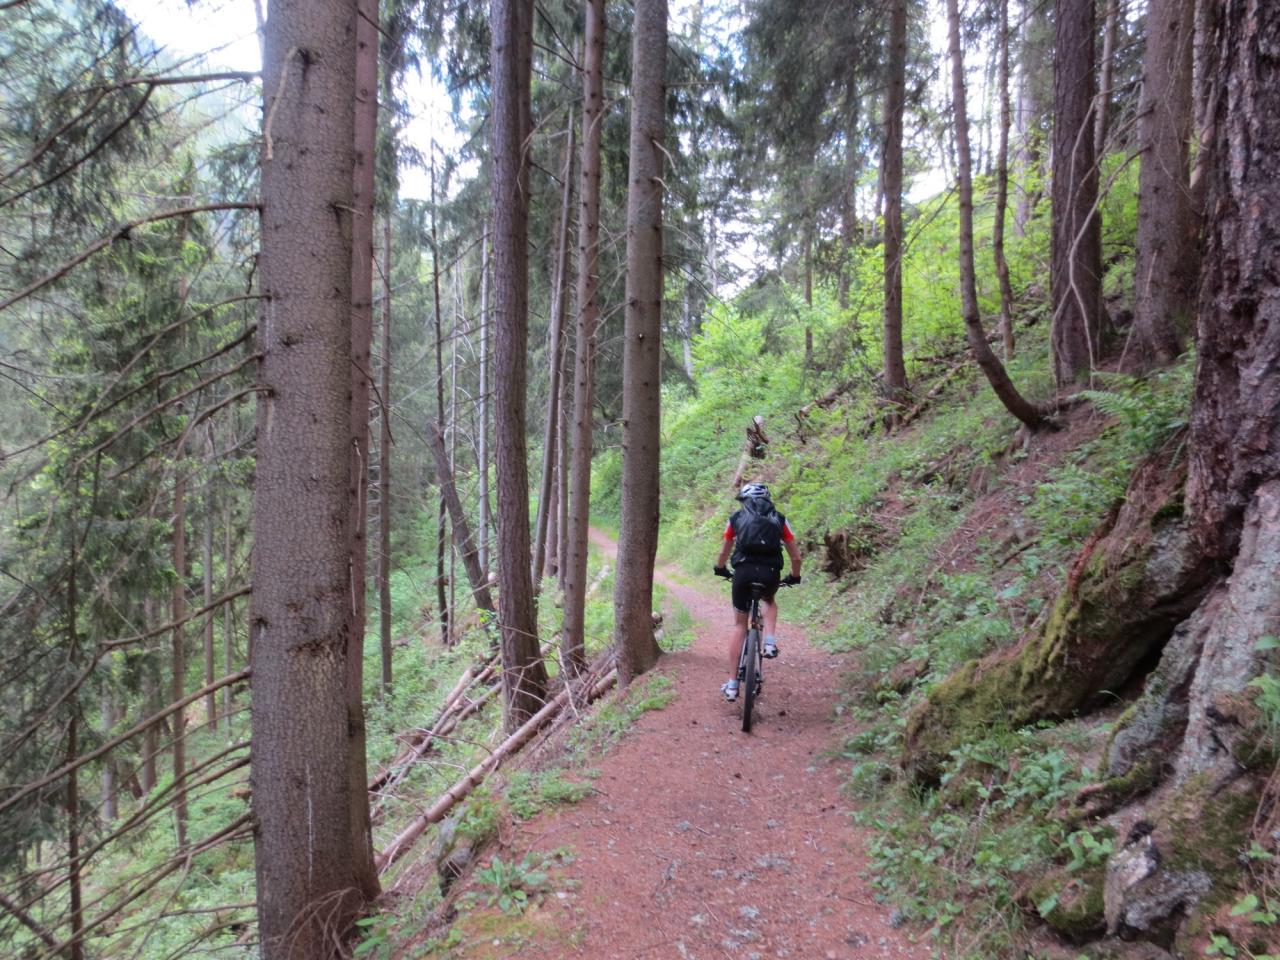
left=718, top=573, right=795, bottom=733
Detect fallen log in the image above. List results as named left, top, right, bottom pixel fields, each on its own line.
left=375, top=667, right=619, bottom=873
left=368, top=656, right=497, bottom=793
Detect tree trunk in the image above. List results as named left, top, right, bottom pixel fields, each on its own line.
left=533, top=109, right=576, bottom=589
left=555, top=306, right=573, bottom=586
left=67, top=711, right=84, bottom=960
left=252, top=0, right=364, bottom=949
left=1095, top=0, right=1120, bottom=156
left=946, top=0, right=1045, bottom=431
left=1050, top=0, right=1104, bottom=387
left=491, top=0, right=550, bottom=727
left=562, top=0, right=605, bottom=678
left=378, top=216, right=393, bottom=696
left=614, top=0, right=667, bottom=688
left=347, top=0, right=380, bottom=899
left=171, top=467, right=188, bottom=850
left=473, top=218, right=486, bottom=583
left=1014, top=0, right=1052, bottom=234
left=1132, top=0, right=1197, bottom=368
left=680, top=286, right=696, bottom=380
left=430, top=158, right=450, bottom=646
left=222, top=497, right=234, bottom=719
left=1103, top=12, right=1280, bottom=924
left=142, top=597, right=158, bottom=793
left=202, top=432, right=216, bottom=731
left=478, top=220, right=491, bottom=577
left=882, top=0, right=909, bottom=402
left=993, top=0, right=1016, bottom=358
left=426, top=425, right=497, bottom=617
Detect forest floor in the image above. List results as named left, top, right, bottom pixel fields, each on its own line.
left=427, top=528, right=930, bottom=960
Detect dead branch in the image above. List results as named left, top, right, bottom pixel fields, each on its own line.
left=0, top=891, right=58, bottom=950
left=0, top=670, right=249, bottom=815
left=101, top=586, right=250, bottom=649
left=369, top=657, right=497, bottom=793
left=13, top=748, right=249, bottom=898
left=0, top=203, right=259, bottom=314
left=3, top=84, right=156, bottom=208
left=71, top=352, right=260, bottom=474
left=40, top=813, right=252, bottom=960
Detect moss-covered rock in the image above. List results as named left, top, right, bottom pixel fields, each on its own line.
left=1028, top=866, right=1108, bottom=941
left=904, top=475, right=1207, bottom=783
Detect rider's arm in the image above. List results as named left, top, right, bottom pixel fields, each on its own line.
left=784, top=535, right=802, bottom=578
left=715, top=521, right=733, bottom=569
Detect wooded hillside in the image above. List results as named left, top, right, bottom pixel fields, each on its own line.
left=1, top=0, right=1277, bottom=957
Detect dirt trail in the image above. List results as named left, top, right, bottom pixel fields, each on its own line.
left=499, top=530, right=927, bottom=960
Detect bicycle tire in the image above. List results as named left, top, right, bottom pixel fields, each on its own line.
left=741, top=629, right=759, bottom=733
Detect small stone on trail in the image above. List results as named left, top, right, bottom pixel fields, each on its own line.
left=739, top=905, right=760, bottom=920
left=711, top=869, right=727, bottom=879
left=766, top=819, right=779, bottom=829
left=675, top=820, right=693, bottom=832
left=825, top=950, right=837, bottom=959
left=888, top=909, right=905, bottom=928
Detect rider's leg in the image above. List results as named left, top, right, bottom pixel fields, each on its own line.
left=761, top=598, right=780, bottom=656
left=726, top=609, right=749, bottom=676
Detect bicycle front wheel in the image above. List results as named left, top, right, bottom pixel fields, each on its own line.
left=741, top=629, right=759, bottom=733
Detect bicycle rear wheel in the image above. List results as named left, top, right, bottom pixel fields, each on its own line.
left=741, top=629, right=759, bottom=733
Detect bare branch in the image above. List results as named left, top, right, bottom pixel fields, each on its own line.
left=0, top=204, right=259, bottom=315
left=0, top=670, right=249, bottom=815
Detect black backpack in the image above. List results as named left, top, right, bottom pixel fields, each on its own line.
left=731, top=497, right=784, bottom=569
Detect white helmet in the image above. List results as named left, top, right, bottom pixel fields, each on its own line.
left=737, top=482, right=769, bottom=501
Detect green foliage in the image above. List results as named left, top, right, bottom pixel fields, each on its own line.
left=505, top=770, right=594, bottom=820
left=473, top=853, right=555, bottom=914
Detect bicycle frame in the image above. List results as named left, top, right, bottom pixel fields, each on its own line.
left=736, top=582, right=768, bottom=732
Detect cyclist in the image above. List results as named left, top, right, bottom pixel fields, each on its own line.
left=713, top=482, right=801, bottom=701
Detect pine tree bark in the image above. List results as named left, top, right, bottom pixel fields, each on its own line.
left=1050, top=0, right=1104, bottom=387
left=426, top=424, right=496, bottom=617
left=1014, top=0, right=1052, bottom=234
left=947, top=0, right=1045, bottom=431
left=533, top=109, right=576, bottom=589
left=491, top=0, right=549, bottom=726
left=993, top=0, right=1017, bottom=358
left=100, top=687, right=117, bottom=822
left=562, top=0, right=605, bottom=678
left=882, top=0, right=909, bottom=402
left=478, top=220, right=491, bottom=577
left=1095, top=0, right=1120, bottom=156
left=556, top=331, right=572, bottom=585
left=252, top=0, right=364, bottom=950
left=347, top=0, right=380, bottom=898
left=171, top=468, right=188, bottom=850
left=222, top=499, right=234, bottom=718
left=142, top=597, right=158, bottom=793
left=431, top=158, right=450, bottom=646
left=1132, top=0, right=1198, bottom=368
left=67, top=543, right=85, bottom=960
left=1184, top=1, right=1280, bottom=568
left=614, top=0, right=668, bottom=687
left=202, top=430, right=217, bottom=731
left=378, top=217, right=393, bottom=696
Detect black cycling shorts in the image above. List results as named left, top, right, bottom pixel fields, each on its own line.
left=731, top=562, right=780, bottom=613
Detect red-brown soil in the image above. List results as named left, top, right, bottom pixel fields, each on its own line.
left=450, top=530, right=929, bottom=960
